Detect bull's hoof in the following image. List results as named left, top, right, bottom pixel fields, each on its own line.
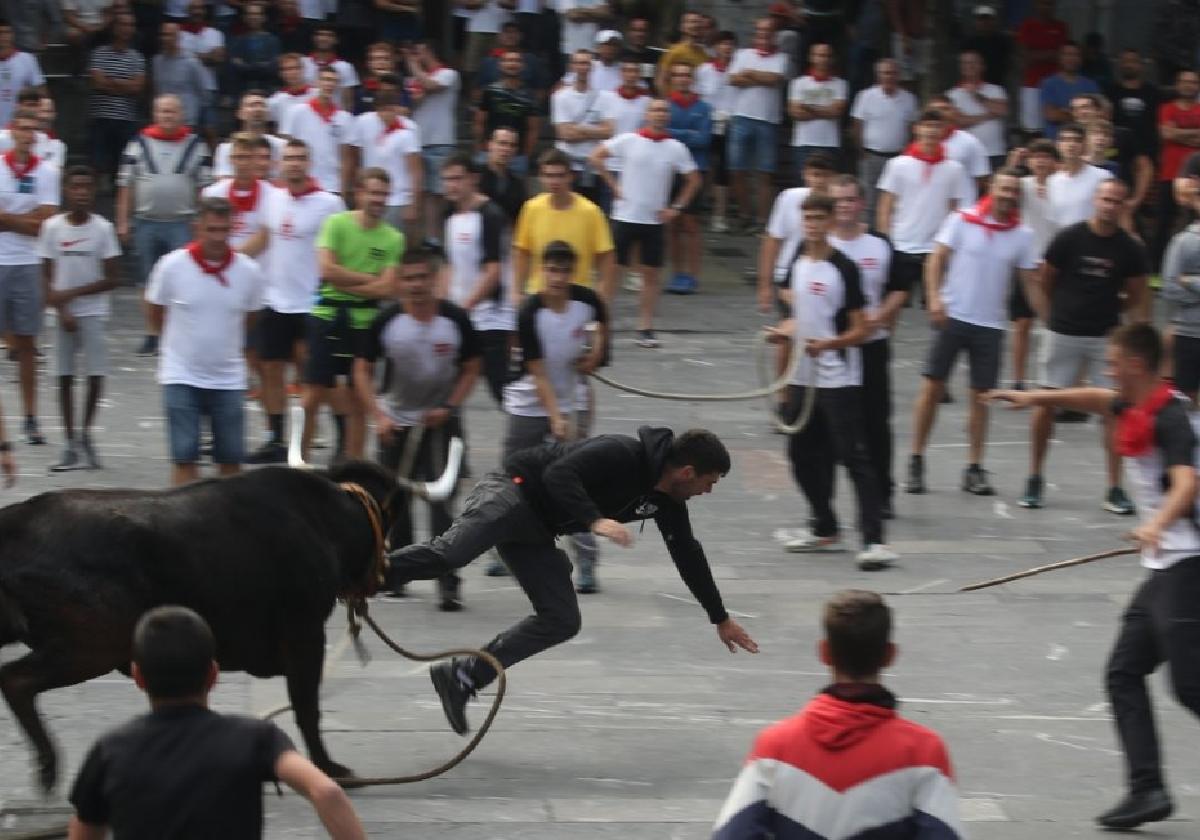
left=37, top=752, right=58, bottom=794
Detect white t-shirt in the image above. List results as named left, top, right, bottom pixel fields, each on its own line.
left=935, top=211, right=1040, bottom=329
left=212, top=134, right=287, bottom=180
left=727, top=48, right=788, bottom=124
left=604, top=133, right=697, bottom=225
left=552, top=86, right=617, bottom=168
left=850, top=85, right=918, bottom=153
left=280, top=101, right=353, bottom=193
left=505, top=285, right=607, bottom=416
left=556, top=0, right=606, bottom=54
left=696, top=62, right=734, bottom=126
left=259, top=185, right=346, bottom=313
left=179, top=27, right=224, bottom=91
left=766, top=186, right=809, bottom=283
left=603, top=93, right=650, bottom=171
left=200, top=178, right=275, bottom=250
left=1048, top=164, right=1112, bottom=228
left=1020, top=176, right=1059, bottom=256
left=830, top=230, right=894, bottom=341
left=145, top=248, right=266, bottom=389
left=0, top=52, right=45, bottom=128
left=560, top=60, right=622, bottom=93
left=301, top=56, right=360, bottom=98
left=788, top=75, right=847, bottom=148
left=412, top=68, right=460, bottom=147
left=35, top=212, right=121, bottom=317
left=267, top=87, right=314, bottom=128
left=444, top=199, right=513, bottom=332
left=0, top=129, right=66, bottom=169
left=943, top=129, right=991, bottom=179
left=947, top=84, right=1008, bottom=157
left=351, top=113, right=422, bottom=206
left=787, top=249, right=866, bottom=389
left=467, top=0, right=512, bottom=32
left=0, top=155, right=58, bottom=265
left=877, top=154, right=975, bottom=254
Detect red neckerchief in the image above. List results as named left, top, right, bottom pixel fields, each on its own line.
left=180, top=21, right=204, bottom=34
left=3, top=150, right=37, bottom=180
left=141, top=124, right=192, bottom=142
left=1116, top=383, right=1177, bottom=457
left=379, top=115, right=406, bottom=138
left=638, top=128, right=669, bottom=142
left=227, top=179, right=261, bottom=213
left=186, top=241, right=234, bottom=286
left=308, top=98, right=338, bottom=123
left=44, top=130, right=56, bottom=140
left=617, top=85, right=648, bottom=100
left=490, top=47, right=506, bottom=58
left=669, top=91, right=699, bottom=108
left=363, top=77, right=380, bottom=91
left=710, top=58, right=729, bottom=72
left=286, top=84, right=311, bottom=96
left=808, top=67, right=832, bottom=82
left=959, top=196, right=1020, bottom=236
left=903, top=141, right=946, bottom=181
left=755, top=47, right=777, bottom=58
left=288, top=178, right=321, bottom=198
left=310, top=51, right=338, bottom=69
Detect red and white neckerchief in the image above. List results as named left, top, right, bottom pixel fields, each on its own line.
left=286, top=84, right=312, bottom=97
left=180, top=21, right=205, bottom=34
left=902, top=141, right=946, bottom=182
left=4, top=150, right=38, bottom=180
left=308, top=98, right=338, bottom=123
left=227, top=179, right=262, bottom=213
left=709, top=58, right=729, bottom=73
left=638, top=128, right=669, bottom=142
left=1116, top=383, right=1179, bottom=457
left=141, top=124, right=193, bottom=142
left=287, top=178, right=321, bottom=199
left=186, top=241, right=235, bottom=287
left=616, top=85, right=648, bottom=101
left=378, top=115, right=407, bottom=142
left=959, top=195, right=1020, bottom=238
left=755, top=46, right=777, bottom=58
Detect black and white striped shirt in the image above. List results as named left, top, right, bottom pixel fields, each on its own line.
left=88, top=46, right=146, bottom=122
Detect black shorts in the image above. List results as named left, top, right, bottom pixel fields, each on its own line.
left=711, top=132, right=729, bottom=187
left=671, top=174, right=703, bottom=215
left=613, top=220, right=665, bottom=268
left=893, top=251, right=926, bottom=298
left=922, top=318, right=1004, bottom=390
left=304, top=310, right=373, bottom=388
left=1008, top=280, right=1035, bottom=321
left=1174, top=333, right=1200, bottom=395
left=258, top=309, right=309, bottom=361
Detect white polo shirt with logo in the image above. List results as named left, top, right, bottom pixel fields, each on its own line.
left=603, top=132, right=697, bottom=226
left=877, top=154, right=974, bottom=254
left=259, top=184, right=346, bottom=313
left=0, top=153, right=59, bottom=265
left=145, top=247, right=266, bottom=389
left=36, top=212, right=121, bottom=317
left=351, top=113, right=422, bottom=207
left=280, top=100, right=353, bottom=193
left=934, top=211, right=1040, bottom=329
left=830, top=230, right=894, bottom=341
left=788, top=74, right=847, bottom=148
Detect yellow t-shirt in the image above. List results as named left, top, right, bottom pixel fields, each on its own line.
left=513, top=192, right=614, bottom=293
left=658, top=42, right=710, bottom=74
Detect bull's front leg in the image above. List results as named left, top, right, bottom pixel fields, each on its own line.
left=284, top=631, right=353, bottom=781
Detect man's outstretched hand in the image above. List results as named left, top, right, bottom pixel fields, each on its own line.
left=718, top=618, right=759, bottom=653
left=591, top=517, right=633, bottom=547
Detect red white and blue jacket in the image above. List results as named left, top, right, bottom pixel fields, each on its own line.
left=712, top=685, right=963, bottom=840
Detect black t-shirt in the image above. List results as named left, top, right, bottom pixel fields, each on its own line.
left=1105, top=79, right=1162, bottom=159
left=1099, top=125, right=1144, bottom=184
left=1044, top=221, right=1148, bottom=336
left=70, top=706, right=294, bottom=840
left=1112, top=396, right=1197, bottom=467
left=480, top=165, right=528, bottom=223
left=478, top=82, right=542, bottom=148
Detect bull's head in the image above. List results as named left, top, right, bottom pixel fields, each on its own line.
left=286, top=404, right=464, bottom=502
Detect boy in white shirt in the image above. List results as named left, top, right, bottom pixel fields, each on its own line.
left=37, top=165, right=120, bottom=472
left=1048, top=121, right=1112, bottom=228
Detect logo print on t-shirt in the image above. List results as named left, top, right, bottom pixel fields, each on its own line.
left=808, top=280, right=827, bottom=296
left=280, top=215, right=295, bottom=238
left=432, top=342, right=453, bottom=356
left=60, top=239, right=85, bottom=248
left=860, top=257, right=879, bottom=269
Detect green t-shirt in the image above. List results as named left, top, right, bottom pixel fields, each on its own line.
left=313, top=211, right=404, bottom=327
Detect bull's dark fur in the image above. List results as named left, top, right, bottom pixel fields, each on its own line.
left=0, top=461, right=397, bottom=791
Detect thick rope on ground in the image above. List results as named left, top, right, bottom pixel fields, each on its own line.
left=958, top=547, right=1138, bottom=591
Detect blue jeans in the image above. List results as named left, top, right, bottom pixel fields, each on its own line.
left=164, top=384, right=245, bottom=465
left=728, top=116, right=778, bottom=173
left=134, top=219, right=192, bottom=285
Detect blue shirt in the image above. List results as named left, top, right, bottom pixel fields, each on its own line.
left=668, top=98, right=713, bottom=170
left=1039, top=73, right=1100, bottom=138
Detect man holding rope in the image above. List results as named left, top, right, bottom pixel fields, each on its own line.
left=386, top=426, right=759, bottom=735
left=985, top=323, right=1200, bottom=830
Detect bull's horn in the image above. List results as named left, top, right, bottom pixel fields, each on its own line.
left=400, top=436, right=464, bottom=502
left=287, top=403, right=310, bottom=469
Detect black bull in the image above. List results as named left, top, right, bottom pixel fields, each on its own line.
left=0, top=461, right=397, bottom=791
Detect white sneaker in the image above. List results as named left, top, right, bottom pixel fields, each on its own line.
left=623, top=272, right=643, bottom=292
left=710, top=216, right=728, bottom=233
left=785, top=532, right=845, bottom=553
left=856, top=543, right=898, bottom=571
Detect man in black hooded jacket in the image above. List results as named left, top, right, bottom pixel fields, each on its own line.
left=386, top=426, right=760, bottom=734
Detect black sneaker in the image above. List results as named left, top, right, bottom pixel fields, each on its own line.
left=1056, top=408, right=1089, bottom=423
left=1096, top=789, right=1173, bottom=829
left=905, top=454, right=926, bottom=494
left=961, top=465, right=995, bottom=496
left=437, top=577, right=463, bottom=612
left=136, top=335, right=158, bottom=357
left=23, top=417, right=45, bottom=446
left=429, top=659, right=474, bottom=735
left=245, top=440, right=288, bottom=465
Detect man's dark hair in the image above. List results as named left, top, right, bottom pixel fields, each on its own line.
left=15, top=87, right=40, bottom=106
left=377, top=72, right=401, bottom=88
left=542, top=239, right=577, bottom=265
left=284, top=137, right=309, bottom=153
left=196, top=196, right=232, bottom=219
left=994, top=165, right=1025, bottom=181
left=802, top=192, right=835, bottom=216
left=666, top=429, right=731, bottom=476
left=803, top=151, right=837, bottom=172
left=1026, top=138, right=1060, bottom=160
left=1111, top=323, right=1163, bottom=372
left=356, top=165, right=391, bottom=188
left=916, top=108, right=943, bottom=124
left=133, top=606, right=216, bottom=699
left=373, top=88, right=399, bottom=108
left=1058, top=121, right=1086, bottom=141
left=64, top=164, right=96, bottom=184
left=314, top=22, right=336, bottom=36
left=538, top=148, right=572, bottom=172
left=402, top=248, right=435, bottom=268
left=241, top=88, right=268, bottom=103
left=442, top=152, right=477, bottom=176
left=823, top=590, right=892, bottom=679
left=716, top=30, right=737, bottom=44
